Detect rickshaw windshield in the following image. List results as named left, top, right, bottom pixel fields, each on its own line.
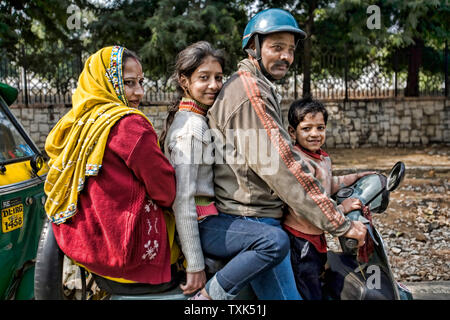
left=0, top=107, right=35, bottom=163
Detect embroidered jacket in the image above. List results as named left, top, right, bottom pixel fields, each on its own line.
left=52, top=115, right=176, bottom=284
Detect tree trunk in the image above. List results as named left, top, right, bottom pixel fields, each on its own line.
left=302, top=0, right=317, bottom=98
left=405, top=37, right=423, bottom=97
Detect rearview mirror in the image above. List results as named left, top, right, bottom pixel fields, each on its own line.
left=30, top=154, right=44, bottom=175
left=386, top=161, right=405, bottom=192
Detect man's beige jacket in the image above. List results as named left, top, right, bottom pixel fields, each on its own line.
left=207, top=58, right=352, bottom=237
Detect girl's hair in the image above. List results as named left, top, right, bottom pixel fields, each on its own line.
left=288, top=95, right=328, bottom=129
left=159, top=41, right=225, bottom=151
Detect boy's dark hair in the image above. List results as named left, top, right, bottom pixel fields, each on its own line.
left=288, top=95, right=328, bottom=129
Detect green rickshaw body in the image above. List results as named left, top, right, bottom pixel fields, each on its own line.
left=0, top=181, right=47, bottom=300
left=0, top=83, right=48, bottom=300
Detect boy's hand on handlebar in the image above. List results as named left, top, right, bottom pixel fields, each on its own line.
left=181, top=270, right=206, bottom=295
left=356, top=171, right=377, bottom=179
left=341, top=197, right=363, bottom=213
left=343, top=221, right=367, bottom=247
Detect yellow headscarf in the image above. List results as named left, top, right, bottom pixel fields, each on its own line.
left=44, top=46, right=151, bottom=224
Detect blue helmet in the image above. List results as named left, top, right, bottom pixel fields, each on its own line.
left=242, top=8, right=307, bottom=50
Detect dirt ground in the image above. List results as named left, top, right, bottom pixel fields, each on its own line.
left=329, top=145, right=450, bottom=170
left=326, top=145, right=450, bottom=282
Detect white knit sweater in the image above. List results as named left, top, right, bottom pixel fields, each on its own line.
left=164, top=109, right=215, bottom=272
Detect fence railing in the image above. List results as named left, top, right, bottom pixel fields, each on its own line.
left=1, top=50, right=448, bottom=106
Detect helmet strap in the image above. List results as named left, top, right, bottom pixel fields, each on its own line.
left=253, top=34, right=275, bottom=82
left=245, top=34, right=275, bottom=82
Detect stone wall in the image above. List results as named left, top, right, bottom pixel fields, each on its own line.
left=8, top=103, right=170, bottom=151
left=283, top=97, right=449, bottom=149
left=9, top=97, right=449, bottom=152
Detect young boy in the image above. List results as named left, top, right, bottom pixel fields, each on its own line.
left=284, top=96, right=374, bottom=300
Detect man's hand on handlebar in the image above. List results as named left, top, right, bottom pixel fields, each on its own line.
left=343, top=220, right=367, bottom=247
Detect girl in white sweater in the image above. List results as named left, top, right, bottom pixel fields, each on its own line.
left=160, top=41, right=224, bottom=296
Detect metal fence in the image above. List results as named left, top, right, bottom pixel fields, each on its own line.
left=0, top=56, right=177, bottom=105
left=282, top=47, right=448, bottom=100
left=1, top=49, right=448, bottom=107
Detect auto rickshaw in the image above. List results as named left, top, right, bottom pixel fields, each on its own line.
left=0, top=82, right=49, bottom=300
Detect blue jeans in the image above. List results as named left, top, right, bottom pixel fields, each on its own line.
left=199, top=212, right=302, bottom=300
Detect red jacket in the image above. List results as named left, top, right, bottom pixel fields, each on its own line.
left=53, top=115, right=176, bottom=284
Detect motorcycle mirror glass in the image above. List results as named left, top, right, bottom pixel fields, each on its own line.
left=386, top=161, right=405, bottom=192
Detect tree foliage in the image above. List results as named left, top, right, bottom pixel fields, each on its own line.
left=0, top=0, right=86, bottom=71
left=0, top=0, right=89, bottom=94
left=140, top=0, right=247, bottom=79
left=381, top=0, right=449, bottom=95
left=0, top=0, right=447, bottom=96
left=83, top=0, right=158, bottom=55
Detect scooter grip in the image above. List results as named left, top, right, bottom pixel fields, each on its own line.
left=345, top=238, right=359, bottom=249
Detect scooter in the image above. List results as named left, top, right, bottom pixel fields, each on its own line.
left=322, top=161, right=413, bottom=300
left=34, top=218, right=255, bottom=300
left=33, top=162, right=412, bottom=300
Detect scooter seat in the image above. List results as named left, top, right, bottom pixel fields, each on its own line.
left=93, top=256, right=227, bottom=296
left=94, top=254, right=228, bottom=295
left=92, top=264, right=182, bottom=295
left=35, top=219, right=182, bottom=297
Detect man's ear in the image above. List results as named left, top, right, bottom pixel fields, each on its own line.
left=246, top=39, right=256, bottom=60
left=248, top=38, right=256, bottom=50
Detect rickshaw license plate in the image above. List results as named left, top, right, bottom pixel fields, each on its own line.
left=1, top=198, right=24, bottom=233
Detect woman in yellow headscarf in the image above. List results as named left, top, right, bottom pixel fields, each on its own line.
left=44, top=46, right=177, bottom=284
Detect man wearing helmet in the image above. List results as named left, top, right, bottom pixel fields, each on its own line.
left=194, top=8, right=366, bottom=301
left=241, top=9, right=302, bottom=81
